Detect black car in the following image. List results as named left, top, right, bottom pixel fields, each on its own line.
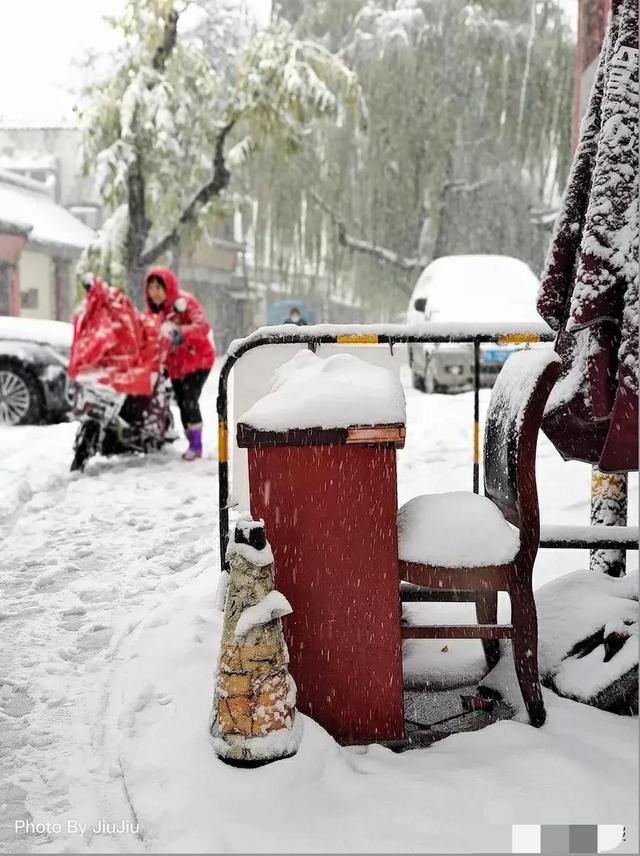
left=0, top=316, right=74, bottom=425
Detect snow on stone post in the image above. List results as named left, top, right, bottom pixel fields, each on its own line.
left=210, top=515, right=301, bottom=765
left=590, top=469, right=628, bottom=577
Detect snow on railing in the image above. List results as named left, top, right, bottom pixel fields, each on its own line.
left=227, top=320, right=555, bottom=356
left=540, top=525, right=639, bottom=549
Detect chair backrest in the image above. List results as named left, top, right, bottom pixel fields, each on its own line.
left=484, top=349, right=561, bottom=545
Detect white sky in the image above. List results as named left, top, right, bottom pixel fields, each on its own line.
left=0, top=0, right=272, bottom=127
left=1, top=0, right=577, bottom=128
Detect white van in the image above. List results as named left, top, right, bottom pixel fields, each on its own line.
left=406, top=255, right=541, bottom=392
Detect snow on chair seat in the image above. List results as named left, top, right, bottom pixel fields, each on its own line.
left=398, top=492, right=519, bottom=568
left=397, top=348, right=561, bottom=728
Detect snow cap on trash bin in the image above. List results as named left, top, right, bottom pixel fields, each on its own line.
left=239, top=350, right=406, bottom=432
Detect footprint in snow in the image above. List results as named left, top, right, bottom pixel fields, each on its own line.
left=0, top=782, right=31, bottom=841
left=59, top=614, right=85, bottom=632
left=60, top=605, right=87, bottom=630
left=0, top=682, right=35, bottom=718
left=73, top=585, right=118, bottom=604
left=29, top=564, right=81, bottom=594
left=59, top=624, right=113, bottom=662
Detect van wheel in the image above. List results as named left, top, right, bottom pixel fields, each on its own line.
left=424, top=361, right=437, bottom=394
left=411, top=371, right=426, bottom=393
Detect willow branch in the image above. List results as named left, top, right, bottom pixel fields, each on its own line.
left=308, top=189, right=427, bottom=274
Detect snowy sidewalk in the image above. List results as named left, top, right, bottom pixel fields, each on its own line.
left=0, top=371, right=637, bottom=853
left=0, top=426, right=218, bottom=853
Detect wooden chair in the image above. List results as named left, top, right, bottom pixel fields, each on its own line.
left=397, top=349, right=561, bottom=727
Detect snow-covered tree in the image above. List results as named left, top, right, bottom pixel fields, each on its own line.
left=77, top=0, right=362, bottom=305
left=248, top=0, right=575, bottom=318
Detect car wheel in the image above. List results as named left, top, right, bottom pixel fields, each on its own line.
left=0, top=363, right=42, bottom=425
left=424, top=361, right=437, bottom=394
left=411, top=370, right=426, bottom=392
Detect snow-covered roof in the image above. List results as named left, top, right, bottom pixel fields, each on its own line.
left=0, top=155, right=57, bottom=172
left=0, top=315, right=73, bottom=349
left=0, top=169, right=94, bottom=251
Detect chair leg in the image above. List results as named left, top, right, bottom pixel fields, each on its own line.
left=510, top=584, right=546, bottom=727
left=475, top=592, right=501, bottom=672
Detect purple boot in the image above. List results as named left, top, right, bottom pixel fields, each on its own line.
left=183, top=427, right=203, bottom=461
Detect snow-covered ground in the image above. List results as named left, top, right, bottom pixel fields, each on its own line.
left=0, top=365, right=637, bottom=853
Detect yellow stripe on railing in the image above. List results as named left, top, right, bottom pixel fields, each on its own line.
left=336, top=334, right=379, bottom=344
left=218, top=422, right=228, bottom=464
left=473, top=421, right=480, bottom=465
left=496, top=333, right=541, bottom=345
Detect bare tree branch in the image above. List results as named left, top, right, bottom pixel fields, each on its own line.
left=308, top=189, right=427, bottom=276
left=338, top=229, right=427, bottom=273
left=445, top=177, right=496, bottom=194
left=140, top=121, right=236, bottom=265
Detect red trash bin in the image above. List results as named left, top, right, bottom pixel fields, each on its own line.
left=236, top=353, right=406, bottom=744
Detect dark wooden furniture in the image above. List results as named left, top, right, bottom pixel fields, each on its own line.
left=397, top=351, right=561, bottom=727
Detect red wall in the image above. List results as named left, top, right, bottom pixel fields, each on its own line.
left=9, top=269, right=20, bottom=316
left=0, top=233, right=26, bottom=264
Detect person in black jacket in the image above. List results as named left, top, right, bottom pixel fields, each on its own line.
left=285, top=306, right=306, bottom=326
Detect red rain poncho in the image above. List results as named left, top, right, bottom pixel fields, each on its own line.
left=69, top=277, right=167, bottom=397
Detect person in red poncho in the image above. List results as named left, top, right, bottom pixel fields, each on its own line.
left=144, top=267, right=215, bottom=461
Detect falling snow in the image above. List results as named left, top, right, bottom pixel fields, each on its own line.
left=0, top=364, right=637, bottom=852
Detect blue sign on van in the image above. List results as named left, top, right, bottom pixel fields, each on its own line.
left=267, top=300, right=315, bottom=326
left=483, top=348, right=509, bottom=363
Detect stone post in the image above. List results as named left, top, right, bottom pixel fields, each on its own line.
left=590, top=468, right=628, bottom=577
left=210, top=516, right=301, bottom=765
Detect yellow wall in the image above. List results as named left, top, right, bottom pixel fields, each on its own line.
left=18, top=250, right=53, bottom=319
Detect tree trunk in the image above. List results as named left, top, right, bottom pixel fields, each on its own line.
left=127, top=259, right=148, bottom=310
left=126, top=148, right=151, bottom=308
left=432, top=150, right=454, bottom=261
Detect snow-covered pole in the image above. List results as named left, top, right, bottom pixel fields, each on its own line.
left=210, top=515, right=301, bottom=765
left=590, top=468, right=628, bottom=577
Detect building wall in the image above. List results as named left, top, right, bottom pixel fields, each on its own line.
left=18, top=249, right=53, bottom=320
left=176, top=231, right=245, bottom=351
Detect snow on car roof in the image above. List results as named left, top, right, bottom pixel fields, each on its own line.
left=0, top=170, right=94, bottom=250
left=413, top=255, right=540, bottom=323
left=0, top=315, right=73, bottom=348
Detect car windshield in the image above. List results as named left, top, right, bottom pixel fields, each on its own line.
left=425, top=256, right=539, bottom=324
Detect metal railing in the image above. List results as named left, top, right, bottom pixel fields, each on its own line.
left=216, top=324, right=637, bottom=571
